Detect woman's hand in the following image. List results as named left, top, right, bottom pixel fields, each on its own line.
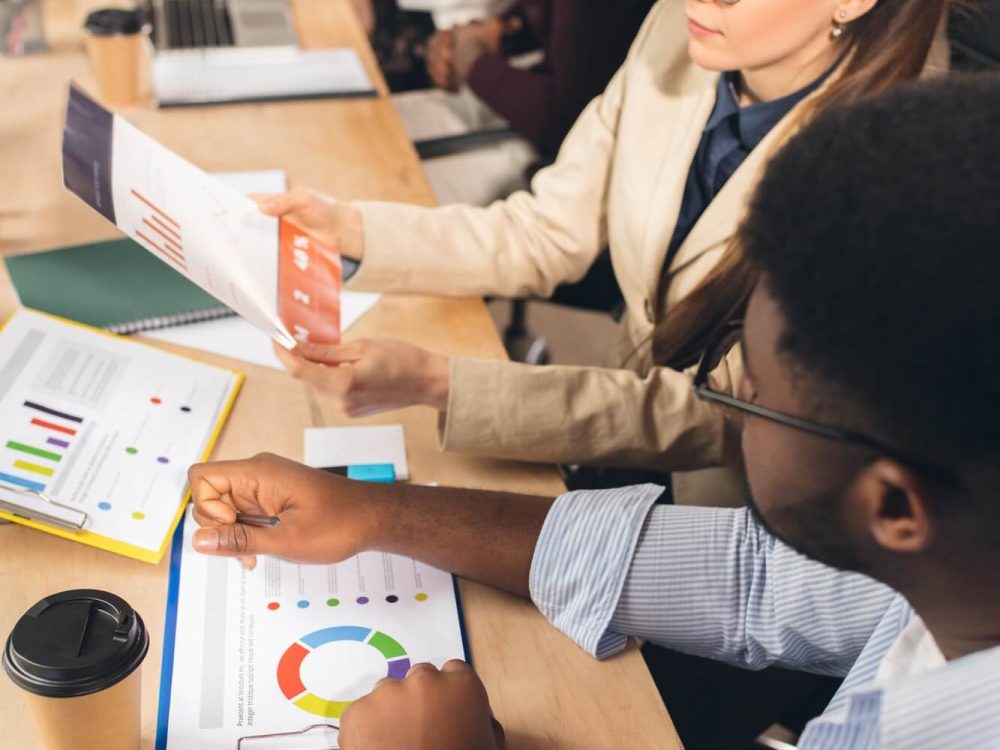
left=339, top=661, right=505, bottom=750
left=189, top=453, right=383, bottom=569
left=252, top=188, right=365, bottom=260
left=274, top=338, right=451, bottom=416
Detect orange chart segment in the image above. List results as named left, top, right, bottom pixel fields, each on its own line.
left=277, top=642, right=309, bottom=699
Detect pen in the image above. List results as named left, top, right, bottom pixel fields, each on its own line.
left=236, top=513, right=281, bottom=528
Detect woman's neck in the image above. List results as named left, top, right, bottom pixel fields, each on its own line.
left=738, top=39, right=842, bottom=105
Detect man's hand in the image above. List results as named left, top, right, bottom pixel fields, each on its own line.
left=188, top=454, right=380, bottom=569
left=274, top=338, right=451, bottom=417
left=251, top=188, right=365, bottom=260
left=339, top=661, right=505, bottom=750
left=451, top=20, right=504, bottom=88
left=426, top=29, right=458, bottom=91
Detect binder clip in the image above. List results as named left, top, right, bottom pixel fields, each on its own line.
left=0, top=484, right=88, bottom=532
left=237, top=723, right=340, bottom=750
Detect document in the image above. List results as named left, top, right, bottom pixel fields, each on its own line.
left=157, top=509, right=467, bottom=749
left=0, top=309, right=241, bottom=562
left=62, top=85, right=342, bottom=350
left=141, top=170, right=382, bottom=370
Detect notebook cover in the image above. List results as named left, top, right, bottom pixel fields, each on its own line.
left=5, top=237, right=229, bottom=331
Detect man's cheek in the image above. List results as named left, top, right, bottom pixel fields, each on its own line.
left=742, top=426, right=799, bottom=508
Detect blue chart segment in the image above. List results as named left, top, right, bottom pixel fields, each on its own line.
left=0, top=401, right=81, bottom=493
left=277, top=626, right=412, bottom=718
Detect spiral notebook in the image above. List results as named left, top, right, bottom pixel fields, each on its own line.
left=5, top=237, right=234, bottom=334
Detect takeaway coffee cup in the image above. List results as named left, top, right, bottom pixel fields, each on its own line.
left=83, top=8, right=148, bottom=106
left=3, top=589, right=149, bottom=750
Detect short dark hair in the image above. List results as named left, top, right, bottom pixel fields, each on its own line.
left=742, top=74, right=1000, bottom=480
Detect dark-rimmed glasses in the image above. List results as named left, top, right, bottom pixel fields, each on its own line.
left=692, top=322, right=956, bottom=481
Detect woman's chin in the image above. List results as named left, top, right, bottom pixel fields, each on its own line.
left=686, top=38, right=734, bottom=73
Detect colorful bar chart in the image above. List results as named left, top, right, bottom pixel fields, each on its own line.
left=0, top=401, right=81, bottom=495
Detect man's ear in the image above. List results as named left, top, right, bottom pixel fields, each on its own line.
left=852, top=459, right=937, bottom=554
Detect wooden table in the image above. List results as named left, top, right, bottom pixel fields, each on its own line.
left=0, top=2, right=681, bottom=747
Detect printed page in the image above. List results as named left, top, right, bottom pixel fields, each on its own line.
left=161, top=509, right=467, bottom=749
left=0, top=310, right=240, bottom=559
left=62, top=85, right=342, bottom=350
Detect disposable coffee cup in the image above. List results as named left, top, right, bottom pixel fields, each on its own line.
left=84, top=8, right=148, bottom=106
left=3, top=589, right=149, bottom=750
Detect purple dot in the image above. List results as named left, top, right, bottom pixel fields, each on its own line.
left=356, top=596, right=369, bottom=605
left=157, top=457, right=169, bottom=464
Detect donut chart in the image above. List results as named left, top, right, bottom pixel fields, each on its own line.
left=277, top=626, right=411, bottom=718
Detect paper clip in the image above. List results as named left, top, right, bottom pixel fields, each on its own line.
left=0, top=484, right=89, bottom=532
left=237, top=723, right=340, bottom=750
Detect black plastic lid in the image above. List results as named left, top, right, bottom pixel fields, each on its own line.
left=84, top=8, right=144, bottom=36
left=2, top=590, right=149, bottom=698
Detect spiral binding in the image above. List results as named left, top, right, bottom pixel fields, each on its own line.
left=105, top=306, right=235, bottom=335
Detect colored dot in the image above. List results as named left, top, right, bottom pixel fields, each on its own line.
left=267, top=602, right=280, bottom=611
left=180, top=406, right=192, bottom=413
left=150, top=397, right=162, bottom=405
left=157, top=456, right=169, bottom=464
left=386, top=595, right=399, bottom=603
left=326, top=598, right=340, bottom=607
left=415, top=593, right=428, bottom=602
left=131, top=511, right=145, bottom=520
left=98, top=502, right=112, bottom=511
left=356, top=596, right=369, bottom=605
left=126, top=447, right=138, bottom=455
left=297, top=600, right=310, bottom=609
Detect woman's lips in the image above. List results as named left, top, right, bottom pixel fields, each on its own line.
left=687, top=16, right=720, bottom=37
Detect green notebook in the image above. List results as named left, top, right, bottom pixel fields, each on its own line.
left=5, top=238, right=232, bottom=334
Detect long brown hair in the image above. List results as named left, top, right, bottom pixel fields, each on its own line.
left=651, top=0, right=952, bottom=370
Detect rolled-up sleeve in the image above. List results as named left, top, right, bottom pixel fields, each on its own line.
left=530, top=484, right=666, bottom=658
left=530, top=491, right=897, bottom=677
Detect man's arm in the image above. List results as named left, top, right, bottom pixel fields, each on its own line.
left=188, top=454, right=552, bottom=596
left=531, top=488, right=899, bottom=677
left=467, top=0, right=651, bottom=155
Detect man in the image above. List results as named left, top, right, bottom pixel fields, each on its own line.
left=188, top=75, right=1000, bottom=748
left=391, top=0, right=652, bottom=205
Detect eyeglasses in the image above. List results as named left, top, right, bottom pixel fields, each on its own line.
left=692, top=322, right=956, bottom=481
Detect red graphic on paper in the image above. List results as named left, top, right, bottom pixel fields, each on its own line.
left=278, top=219, right=342, bottom=346
left=131, top=188, right=187, bottom=270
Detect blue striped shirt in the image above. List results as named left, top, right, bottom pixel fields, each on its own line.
left=529, top=485, right=1000, bottom=748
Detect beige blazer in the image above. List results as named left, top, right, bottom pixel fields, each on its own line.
left=350, top=0, right=949, bottom=506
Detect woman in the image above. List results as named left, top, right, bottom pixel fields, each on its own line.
left=260, top=0, right=950, bottom=506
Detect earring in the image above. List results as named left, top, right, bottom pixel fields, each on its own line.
left=831, top=10, right=849, bottom=39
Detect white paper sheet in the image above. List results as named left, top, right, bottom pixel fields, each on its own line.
left=143, top=292, right=381, bottom=370
left=160, top=508, right=466, bottom=748
left=304, top=425, right=409, bottom=480
left=0, top=310, right=240, bottom=560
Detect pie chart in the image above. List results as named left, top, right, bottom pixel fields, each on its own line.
left=277, top=625, right=411, bottom=718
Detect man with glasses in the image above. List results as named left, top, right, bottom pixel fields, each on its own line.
left=188, top=74, right=1000, bottom=749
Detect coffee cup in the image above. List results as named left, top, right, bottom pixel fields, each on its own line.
left=3, top=589, right=149, bottom=750
left=83, top=8, right=149, bottom=106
